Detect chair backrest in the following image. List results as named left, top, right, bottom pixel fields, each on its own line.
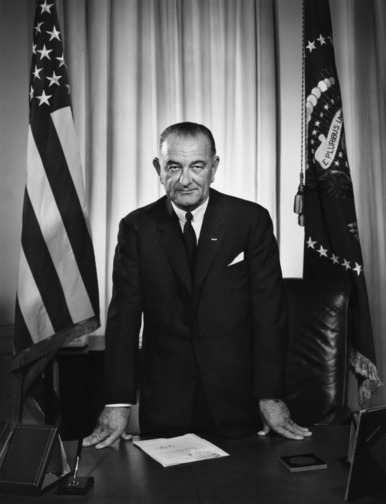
left=284, top=278, right=351, bottom=426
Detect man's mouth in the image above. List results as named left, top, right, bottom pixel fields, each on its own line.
left=178, top=189, right=196, bottom=194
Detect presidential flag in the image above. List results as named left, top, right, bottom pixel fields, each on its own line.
left=301, top=0, right=382, bottom=406
left=13, top=0, right=100, bottom=415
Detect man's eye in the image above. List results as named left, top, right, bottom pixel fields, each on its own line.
left=192, top=165, right=204, bottom=171
left=168, top=166, right=180, bottom=173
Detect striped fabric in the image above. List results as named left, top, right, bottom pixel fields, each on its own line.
left=13, top=0, right=100, bottom=394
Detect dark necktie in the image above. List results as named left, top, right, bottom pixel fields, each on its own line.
left=183, top=211, right=197, bottom=270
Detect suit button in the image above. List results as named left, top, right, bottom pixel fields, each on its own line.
left=188, top=376, right=196, bottom=382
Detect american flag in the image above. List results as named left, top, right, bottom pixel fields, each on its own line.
left=13, top=0, right=100, bottom=410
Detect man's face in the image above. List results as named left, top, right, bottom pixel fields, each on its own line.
left=153, top=134, right=219, bottom=211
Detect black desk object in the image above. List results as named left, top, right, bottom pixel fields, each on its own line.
left=1, top=426, right=385, bottom=503
left=0, top=425, right=71, bottom=496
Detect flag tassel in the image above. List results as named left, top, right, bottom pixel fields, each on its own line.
left=294, top=172, right=305, bottom=226
left=349, top=347, right=383, bottom=408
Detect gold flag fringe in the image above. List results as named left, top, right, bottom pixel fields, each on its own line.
left=349, top=346, right=383, bottom=408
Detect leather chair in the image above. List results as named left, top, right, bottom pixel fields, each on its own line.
left=284, top=278, right=351, bottom=427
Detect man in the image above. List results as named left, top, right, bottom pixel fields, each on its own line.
left=84, top=122, right=311, bottom=449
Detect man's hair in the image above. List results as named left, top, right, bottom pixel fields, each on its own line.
left=159, top=122, right=217, bottom=157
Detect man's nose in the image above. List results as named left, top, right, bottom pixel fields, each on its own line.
left=179, top=167, right=192, bottom=186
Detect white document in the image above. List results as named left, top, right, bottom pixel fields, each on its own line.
left=133, top=433, right=229, bottom=467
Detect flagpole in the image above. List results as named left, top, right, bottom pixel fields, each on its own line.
left=14, top=372, right=24, bottom=424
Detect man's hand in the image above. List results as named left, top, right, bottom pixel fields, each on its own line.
left=258, top=399, right=312, bottom=440
left=83, top=407, right=132, bottom=449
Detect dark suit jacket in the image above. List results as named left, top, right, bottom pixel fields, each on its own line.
left=104, top=189, right=288, bottom=438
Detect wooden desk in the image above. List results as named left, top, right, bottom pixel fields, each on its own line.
left=1, top=426, right=386, bottom=503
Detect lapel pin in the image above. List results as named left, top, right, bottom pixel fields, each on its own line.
left=211, top=238, right=218, bottom=241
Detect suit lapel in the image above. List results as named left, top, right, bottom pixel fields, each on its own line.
left=157, top=198, right=193, bottom=294
left=194, top=190, right=226, bottom=291
left=156, top=191, right=227, bottom=295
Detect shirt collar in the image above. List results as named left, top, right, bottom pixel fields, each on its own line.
left=171, top=197, right=209, bottom=227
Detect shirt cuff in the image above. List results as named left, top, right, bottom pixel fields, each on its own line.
left=105, top=403, right=132, bottom=408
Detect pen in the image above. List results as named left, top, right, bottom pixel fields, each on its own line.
left=57, top=434, right=94, bottom=495
left=71, top=437, right=83, bottom=486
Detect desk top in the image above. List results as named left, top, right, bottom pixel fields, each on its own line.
left=1, top=426, right=386, bottom=503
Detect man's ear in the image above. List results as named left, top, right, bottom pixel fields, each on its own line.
left=211, top=156, right=220, bottom=182
left=153, top=157, right=161, bottom=177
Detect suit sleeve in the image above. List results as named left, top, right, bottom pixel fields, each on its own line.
left=248, top=208, right=288, bottom=399
left=104, top=217, right=142, bottom=404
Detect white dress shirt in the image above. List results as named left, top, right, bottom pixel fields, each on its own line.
left=171, top=197, right=209, bottom=242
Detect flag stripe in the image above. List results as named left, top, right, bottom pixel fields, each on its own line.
left=51, top=107, right=89, bottom=224
left=30, top=112, right=99, bottom=314
left=26, top=125, right=95, bottom=324
left=14, top=298, right=35, bottom=354
left=20, top=188, right=73, bottom=332
left=17, top=246, right=55, bottom=344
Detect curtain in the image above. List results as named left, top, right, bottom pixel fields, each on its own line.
left=56, top=0, right=386, bottom=407
left=331, top=0, right=386, bottom=406
left=59, top=0, right=278, bottom=331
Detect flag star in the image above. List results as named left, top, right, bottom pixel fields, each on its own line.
left=334, top=160, right=340, bottom=166
left=47, top=26, right=60, bottom=41
left=306, top=40, right=316, bottom=52
left=330, top=253, right=340, bottom=265
left=324, top=104, right=330, bottom=110
left=317, top=34, right=326, bottom=45
left=338, top=152, right=343, bottom=158
left=353, top=263, right=362, bottom=276
left=65, top=84, right=71, bottom=94
left=33, top=65, right=43, bottom=79
left=347, top=222, right=359, bottom=240
left=315, top=120, right=320, bottom=127
left=56, top=53, right=66, bottom=67
left=34, top=21, right=44, bottom=33
left=37, top=44, right=53, bottom=60
left=40, top=1, right=54, bottom=14
left=306, top=237, right=317, bottom=249
left=29, top=86, right=34, bottom=100
left=32, top=43, right=37, bottom=54
left=317, top=245, right=328, bottom=257
left=46, top=71, right=62, bottom=86
left=36, top=89, right=52, bottom=106
left=342, top=259, right=351, bottom=270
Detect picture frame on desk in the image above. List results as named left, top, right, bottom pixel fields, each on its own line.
left=345, top=405, right=386, bottom=501
left=0, top=424, right=71, bottom=496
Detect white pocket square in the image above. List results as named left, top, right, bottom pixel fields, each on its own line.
left=228, top=252, right=244, bottom=266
